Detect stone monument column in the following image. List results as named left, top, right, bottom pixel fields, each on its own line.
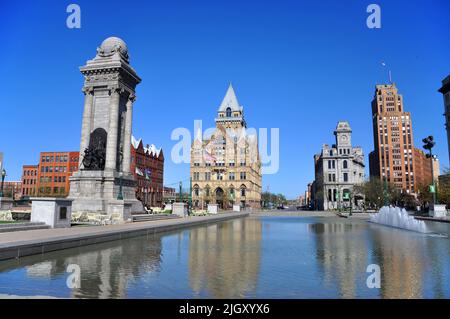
left=122, top=94, right=135, bottom=174
left=69, top=36, right=143, bottom=221
left=105, top=86, right=121, bottom=171
left=78, top=87, right=94, bottom=167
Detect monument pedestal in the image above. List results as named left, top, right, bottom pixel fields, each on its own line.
left=429, top=204, right=447, bottom=218
left=208, top=204, right=218, bottom=214
left=69, top=170, right=143, bottom=222
left=172, top=202, right=187, bottom=217
left=0, top=197, right=13, bottom=210
left=31, top=198, right=72, bottom=228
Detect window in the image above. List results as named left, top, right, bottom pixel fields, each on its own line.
left=343, top=173, right=348, bottom=182
left=229, top=172, right=235, bottom=180
left=226, top=107, right=232, bottom=117
left=240, top=172, right=246, bottom=180
left=241, top=188, right=246, bottom=197
left=59, top=207, right=67, bottom=220
left=343, top=160, right=348, bottom=169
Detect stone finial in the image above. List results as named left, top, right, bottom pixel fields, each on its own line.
left=96, top=37, right=129, bottom=62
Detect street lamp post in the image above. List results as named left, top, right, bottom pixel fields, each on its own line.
left=117, top=147, right=124, bottom=200
left=422, top=136, right=437, bottom=206
left=0, top=169, right=6, bottom=198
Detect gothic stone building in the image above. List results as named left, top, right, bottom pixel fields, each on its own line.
left=313, top=121, right=365, bottom=210
left=190, top=84, right=262, bottom=209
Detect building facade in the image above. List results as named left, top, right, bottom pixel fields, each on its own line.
left=438, top=75, right=450, bottom=164
left=413, top=148, right=433, bottom=189
left=21, top=165, right=38, bottom=197
left=36, top=152, right=80, bottom=197
left=2, top=181, right=22, bottom=200
left=190, top=84, right=262, bottom=209
left=130, top=136, right=164, bottom=208
left=369, top=83, right=417, bottom=194
left=313, top=121, right=365, bottom=211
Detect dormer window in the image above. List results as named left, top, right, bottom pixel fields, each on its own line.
left=226, top=107, right=232, bottom=117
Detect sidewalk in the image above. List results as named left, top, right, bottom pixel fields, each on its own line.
left=0, top=212, right=248, bottom=261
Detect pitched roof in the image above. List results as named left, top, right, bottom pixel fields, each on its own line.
left=131, top=135, right=162, bottom=157
left=218, top=83, right=243, bottom=113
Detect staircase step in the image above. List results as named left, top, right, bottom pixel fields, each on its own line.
left=0, top=222, right=50, bottom=233
left=132, top=214, right=180, bottom=222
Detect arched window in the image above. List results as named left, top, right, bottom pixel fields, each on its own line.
left=240, top=185, right=246, bottom=197
left=226, top=107, right=232, bottom=117
left=343, top=160, right=348, bottom=169
left=193, top=185, right=199, bottom=196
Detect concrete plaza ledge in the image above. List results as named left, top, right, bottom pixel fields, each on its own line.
left=0, top=212, right=248, bottom=261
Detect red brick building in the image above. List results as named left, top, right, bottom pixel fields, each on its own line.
left=413, top=148, right=433, bottom=189
left=2, top=181, right=22, bottom=200
left=131, top=136, right=164, bottom=208
left=36, top=151, right=80, bottom=197
left=21, top=165, right=38, bottom=197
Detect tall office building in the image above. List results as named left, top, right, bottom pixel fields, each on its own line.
left=438, top=75, right=450, bottom=164
left=369, top=83, right=416, bottom=194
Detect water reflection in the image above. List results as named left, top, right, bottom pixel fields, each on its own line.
left=188, top=218, right=262, bottom=298
left=0, top=236, right=162, bottom=298
left=369, top=225, right=426, bottom=298
left=310, top=220, right=368, bottom=298
left=310, top=219, right=450, bottom=299
left=0, top=216, right=449, bottom=298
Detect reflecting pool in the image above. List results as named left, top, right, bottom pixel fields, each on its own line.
left=0, top=216, right=449, bottom=298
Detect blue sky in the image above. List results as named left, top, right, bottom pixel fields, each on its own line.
left=0, top=0, right=449, bottom=198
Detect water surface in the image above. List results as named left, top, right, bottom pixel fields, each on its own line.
left=0, top=216, right=449, bottom=298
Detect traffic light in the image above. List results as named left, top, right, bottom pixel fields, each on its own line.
left=422, top=135, right=435, bottom=151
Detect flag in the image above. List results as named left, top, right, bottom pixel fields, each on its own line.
left=135, top=167, right=144, bottom=176
left=203, top=149, right=216, bottom=163
left=145, top=168, right=152, bottom=180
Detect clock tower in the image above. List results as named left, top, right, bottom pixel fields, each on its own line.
left=334, top=121, right=352, bottom=152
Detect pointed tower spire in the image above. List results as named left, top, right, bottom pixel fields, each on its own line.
left=215, top=83, right=246, bottom=127
left=218, top=83, right=241, bottom=112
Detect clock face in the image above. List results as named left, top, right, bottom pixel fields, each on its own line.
left=341, top=135, right=348, bottom=141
